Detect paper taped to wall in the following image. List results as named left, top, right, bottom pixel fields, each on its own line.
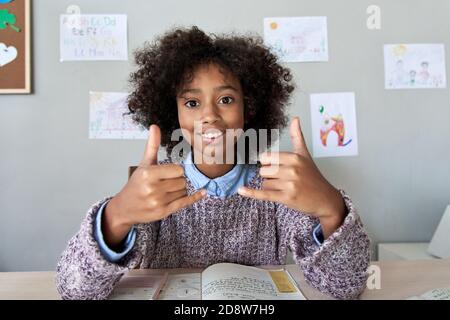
left=89, top=91, right=147, bottom=139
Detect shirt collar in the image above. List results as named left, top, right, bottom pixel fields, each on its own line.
left=181, top=151, right=244, bottom=195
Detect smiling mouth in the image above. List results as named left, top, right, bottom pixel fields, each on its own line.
left=196, top=130, right=225, bottom=144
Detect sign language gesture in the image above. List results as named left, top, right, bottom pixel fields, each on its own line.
left=103, top=125, right=206, bottom=247
left=238, top=117, right=347, bottom=238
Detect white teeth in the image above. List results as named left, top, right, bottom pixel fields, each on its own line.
left=202, top=131, right=223, bottom=139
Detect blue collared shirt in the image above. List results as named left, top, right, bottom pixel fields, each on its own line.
left=182, top=151, right=258, bottom=198
left=94, top=153, right=324, bottom=262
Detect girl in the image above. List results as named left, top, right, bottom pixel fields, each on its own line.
left=56, top=26, right=371, bottom=300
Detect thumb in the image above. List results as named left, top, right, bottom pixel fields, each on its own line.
left=290, top=117, right=310, bottom=158
left=141, top=124, right=161, bottom=166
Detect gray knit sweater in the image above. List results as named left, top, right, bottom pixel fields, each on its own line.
left=56, top=160, right=371, bottom=300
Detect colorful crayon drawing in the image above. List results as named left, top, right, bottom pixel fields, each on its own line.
left=319, top=105, right=353, bottom=147
left=310, top=92, right=358, bottom=158
left=384, top=44, right=446, bottom=89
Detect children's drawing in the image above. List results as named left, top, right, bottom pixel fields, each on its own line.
left=89, top=91, right=147, bottom=139
left=60, top=14, right=128, bottom=61
left=264, top=17, right=328, bottom=62
left=0, top=42, right=17, bottom=67
left=384, top=44, right=446, bottom=89
left=310, top=92, right=358, bottom=158
left=318, top=105, right=352, bottom=147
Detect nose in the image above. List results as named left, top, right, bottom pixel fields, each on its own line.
left=201, top=101, right=220, bottom=124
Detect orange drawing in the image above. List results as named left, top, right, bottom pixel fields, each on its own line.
left=319, top=105, right=352, bottom=147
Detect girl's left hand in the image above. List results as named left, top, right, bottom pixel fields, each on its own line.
left=238, top=117, right=347, bottom=238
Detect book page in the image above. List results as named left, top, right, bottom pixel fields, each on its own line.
left=201, top=263, right=305, bottom=300
left=158, top=273, right=202, bottom=300
left=107, top=274, right=167, bottom=300
left=407, top=286, right=450, bottom=300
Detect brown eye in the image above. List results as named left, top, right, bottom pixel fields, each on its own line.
left=185, top=100, right=199, bottom=108
left=219, top=96, right=234, bottom=104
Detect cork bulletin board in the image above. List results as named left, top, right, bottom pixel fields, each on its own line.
left=0, top=0, right=31, bottom=94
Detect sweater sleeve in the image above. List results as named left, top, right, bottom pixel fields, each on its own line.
left=94, top=199, right=137, bottom=262
left=55, top=197, right=160, bottom=300
left=275, top=190, right=371, bottom=300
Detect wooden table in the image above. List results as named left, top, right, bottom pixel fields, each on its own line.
left=1, top=260, right=449, bottom=300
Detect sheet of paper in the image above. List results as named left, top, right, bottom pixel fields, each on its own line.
left=107, top=275, right=166, bottom=300
left=60, top=14, right=128, bottom=61
left=384, top=44, right=447, bottom=89
left=428, top=205, right=450, bottom=258
left=89, top=91, right=148, bottom=139
left=158, top=273, right=202, bottom=300
left=407, top=286, right=450, bottom=300
left=264, top=16, right=328, bottom=62
left=310, top=92, right=359, bottom=158
left=201, top=263, right=305, bottom=300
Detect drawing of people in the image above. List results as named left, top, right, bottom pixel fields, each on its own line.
left=409, top=70, right=417, bottom=86
left=390, top=59, right=409, bottom=87
left=418, top=61, right=430, bottom=85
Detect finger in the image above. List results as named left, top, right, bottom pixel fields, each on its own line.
left=164, top=189, right=187, bottom=203
left=259, top=152, right=298, bottom=166
left=259, top=166, right=298, bottom=179
left=290, top=117, right=311, bottom=158
left=166, top=189, right=206, bottom=213
left=141, top=124, right=161, bottom=166
left=237, top=186, right=283, bottom=202
left=261, top=178, right=284, bottom=191
left=152, top=164, right=185, bottom=180
left=158, top=177, right=186, bottom=193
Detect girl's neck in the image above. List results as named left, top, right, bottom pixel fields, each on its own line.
left=191, top=147, right=237, bottom=179
left=195, top=162, right=235, bottom=179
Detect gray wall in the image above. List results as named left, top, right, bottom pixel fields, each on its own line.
left=1, top=0, right=449, bottom=271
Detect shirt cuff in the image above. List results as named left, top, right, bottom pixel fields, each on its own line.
left=312, top=223, right=325, bottom=246
left=94, top=199, right=136, bottom=263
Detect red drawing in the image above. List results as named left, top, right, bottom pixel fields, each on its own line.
left=319, top=105, right=352, bottom=147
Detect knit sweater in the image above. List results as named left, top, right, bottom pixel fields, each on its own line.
left=55, top=159, right=371, bottom=300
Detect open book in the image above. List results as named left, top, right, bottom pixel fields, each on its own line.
left=200, top=263, right=305, bottom=300
left=107, top=273, right=167, bottom=300
left=108, top=263, right=305, bottom=300
left=407, top=286, right=450, bottom=300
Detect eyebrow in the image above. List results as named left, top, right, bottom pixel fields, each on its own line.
left=177, top=85, right=238, bottom=96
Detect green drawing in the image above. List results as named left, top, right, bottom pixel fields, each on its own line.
left=319, top=105, right=325, bottom=114
left=0, top=9, right=21, bottom=32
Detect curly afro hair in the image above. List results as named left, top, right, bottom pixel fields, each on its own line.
left=127, top=26, right=295, bottom=158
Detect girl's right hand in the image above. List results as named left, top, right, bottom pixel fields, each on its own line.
left=102, top=125, right=206, bottom=247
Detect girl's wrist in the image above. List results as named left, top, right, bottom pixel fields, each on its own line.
left=317, top=188, right=347, bottom=238
left=103, top=197, right=134, bottom=247
left=317, top=186, right=346, bottom=218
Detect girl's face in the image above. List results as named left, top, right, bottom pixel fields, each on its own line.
left=176, top=63, right=244, bottom=163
